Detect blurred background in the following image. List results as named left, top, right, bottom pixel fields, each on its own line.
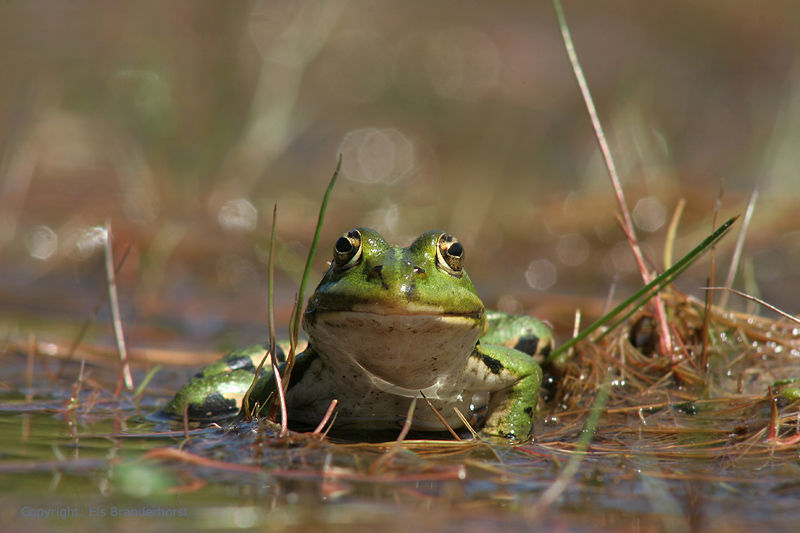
left=1, top=0, right=799, bottom=352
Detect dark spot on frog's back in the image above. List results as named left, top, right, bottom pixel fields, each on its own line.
left=189, top=393, right=238, bottom=419
left=480, top=353, right=503, bottom=375
left=513, top=335, right=540, bottom=357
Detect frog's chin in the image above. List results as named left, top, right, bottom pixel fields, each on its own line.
left=304, top=309, right=485, bottom=391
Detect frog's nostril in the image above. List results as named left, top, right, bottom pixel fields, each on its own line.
left=368, top=265, right=383, bottom=279
left=413, top=266, right=425, bottom=275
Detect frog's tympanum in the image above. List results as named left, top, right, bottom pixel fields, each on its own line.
left=164, top=228, right=554, bottom=441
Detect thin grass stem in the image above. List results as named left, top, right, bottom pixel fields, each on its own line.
left=104, top=220, right=133, bottom=392
left=57, top=242, right=132, bottom=381
left=664, top=198, right=686, bottom=270
left=719, top=187, right=759, bottom=309
left=242, top=205, right=280, bottom=423
left=268, top=206, right=288, bottom=436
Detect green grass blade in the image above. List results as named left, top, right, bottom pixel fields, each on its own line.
left=546, top=216, right=738, bottom=363
left=133, top=365, right=162, bottom=402
left=282, top=155, right=342, bottom=392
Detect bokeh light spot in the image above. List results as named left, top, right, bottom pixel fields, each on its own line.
left=339, top=128, right=415, bottom=183
left=633, top=197, right=666, bottom=232
left=25, top=226, right=58, bottom=260
left=556, top=233, right=590, bottom=267
left=525, top=259, right=556, bottom=291
left=219, top=199, right=258, bottom=234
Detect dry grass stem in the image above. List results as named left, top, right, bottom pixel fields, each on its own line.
left=421, top=392, right=462, bottom=441
left=720, top=187, right=759, bottom=309
left=104, top=220, right=133, bottom=392
left=311, top=399, right=339, bottom=435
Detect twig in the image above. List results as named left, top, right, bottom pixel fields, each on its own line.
left=452, top=407, right=479, bottom=439
left=420, top=392, right=461, bottom=441
left=395, top=394, right=418, bottom=446
left=104, top=220, right=133, bottom=392
left=311, top=399, right=338, bottom=435
left=701, top=287, right=800, bottom=325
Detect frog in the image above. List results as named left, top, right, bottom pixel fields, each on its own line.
left=163, top=228, right=555, bottom=441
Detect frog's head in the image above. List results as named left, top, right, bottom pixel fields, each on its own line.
left=307, top=228, right=485, bottom=320
left=303, top=228, right=487, bottom=391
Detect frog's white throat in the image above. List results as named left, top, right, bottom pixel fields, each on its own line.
left=304, top=310, right=484, bottom=391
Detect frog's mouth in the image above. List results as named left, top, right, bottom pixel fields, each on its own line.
left=306, top=299, right=484, bottom=321
left=303, top=306, right=486, bottom=390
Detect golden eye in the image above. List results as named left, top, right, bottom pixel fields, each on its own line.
left=333, top=229, right=362, bottom=271
left=436, top=233, right=463, bottom=276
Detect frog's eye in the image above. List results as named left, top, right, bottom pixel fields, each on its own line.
left=333, top=229, right=362, bottom=271
left=436, top=233, right=464, bottom=277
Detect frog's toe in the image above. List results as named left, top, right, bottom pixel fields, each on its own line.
left=477, top=428, right=531, bottom=445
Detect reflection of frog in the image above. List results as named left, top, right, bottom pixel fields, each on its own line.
left=164, top=228, right=554, bottom=440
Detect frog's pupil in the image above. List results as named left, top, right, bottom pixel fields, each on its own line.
left=449, top=242, right=463, bottom=257
left=335, top=236, right=353, bottom=254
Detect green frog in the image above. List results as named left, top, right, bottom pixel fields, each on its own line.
left=163, top=228, right=554, bottom=440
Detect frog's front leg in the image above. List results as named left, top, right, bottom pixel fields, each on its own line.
left=468, top=344, right=543, bottom=441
